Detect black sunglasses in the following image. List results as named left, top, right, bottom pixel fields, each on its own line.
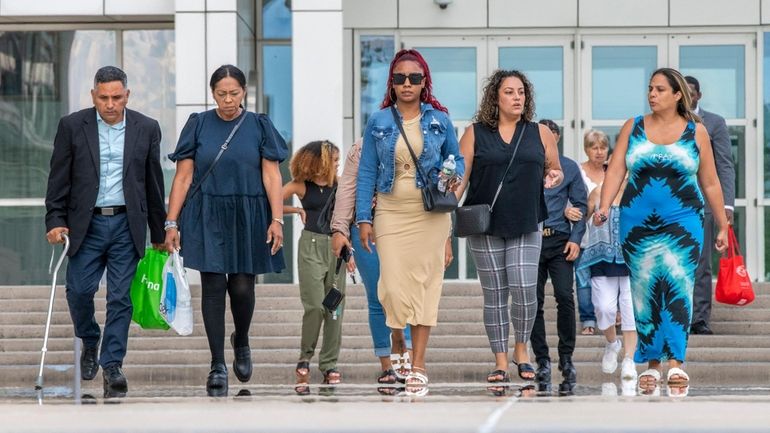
left=602, top=161, right=609, bottom=172
left=392, top=73, right=424, bottom=85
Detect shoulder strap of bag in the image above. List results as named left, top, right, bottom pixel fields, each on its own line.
left=186, top=111, right=248, bottom=201
left=390, top=105, right=430, bottom=186
left=489, top=122, right=527, bottom=211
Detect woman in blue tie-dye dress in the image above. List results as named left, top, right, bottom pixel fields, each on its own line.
left=593, top=68, right=728, bottom=391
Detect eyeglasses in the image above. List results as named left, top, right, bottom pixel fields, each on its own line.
left=392, top=73, right=424, bottom=85
left=602, top=162, right=609, bottom=172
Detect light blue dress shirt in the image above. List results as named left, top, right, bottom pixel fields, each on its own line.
left=95, top=110, right=126, bottom=207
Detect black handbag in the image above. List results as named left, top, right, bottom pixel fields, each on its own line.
left=454, top=123, right=526, bottom=238
left=390, top=106, right=458, bottom=213
left=322, top=257, right=346, bottom=312
left=316, top=185, right=337, bottom=235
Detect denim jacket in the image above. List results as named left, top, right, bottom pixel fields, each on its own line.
left=355, top=103, right=464, bottom=224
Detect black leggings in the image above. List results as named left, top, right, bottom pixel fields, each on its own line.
left=200, top=272, right=256, bottom=365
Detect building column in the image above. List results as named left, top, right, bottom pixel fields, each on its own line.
left=291, top=0, right=344, bottom=283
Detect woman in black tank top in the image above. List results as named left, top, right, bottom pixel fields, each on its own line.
left=457, top=70, right=563, bottom=386
left=283, top=140, right=351, bottom=389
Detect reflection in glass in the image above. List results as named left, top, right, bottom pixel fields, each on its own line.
left=0, top=31, right=115, bottom=199
left=262, top=0, right=291, bottom=39
left=592, top=46, right=657, bottom=120
left=498, top=46, right=563, bottom=120
left=679, top=45, right=745, bottom=119
left=360, top=36, right=395, bottom=132
left=122, top=30, right=175, bottom=177
left=417, top=47, right=477, bottom=120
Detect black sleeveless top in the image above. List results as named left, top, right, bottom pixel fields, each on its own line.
left=463, top=121, right=547, bottom=238
left=300, top=181, right=335, bottom=234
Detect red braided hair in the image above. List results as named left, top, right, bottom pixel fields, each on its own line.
left=379, top=49, right=448, bottom=114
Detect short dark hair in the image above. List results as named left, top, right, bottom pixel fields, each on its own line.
left=210, top=64, right=247, bottom=91
left=538, top=119, right=560, bottom=135
left=684, top=75, right=700, bottom=93
left=94, top=66, right=127, bottom=88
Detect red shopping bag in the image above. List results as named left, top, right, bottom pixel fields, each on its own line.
left=715, top=227, right=754, bottom=306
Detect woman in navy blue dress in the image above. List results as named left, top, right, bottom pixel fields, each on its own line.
left=165, top=65, right=288, bottom=396
left=594, top=68, right=727, bottom=392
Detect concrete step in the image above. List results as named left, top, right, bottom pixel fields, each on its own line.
left=5, top=319, right=770, bottom=341
left=5, top=333, right=769, bottom=353
left=7, top=345, right=770, bottom=366
left=8, top=360, right=770, bottom=389
left=5, top=303, right=770, bottom=327
left=4, top=282, right=766, bottom=299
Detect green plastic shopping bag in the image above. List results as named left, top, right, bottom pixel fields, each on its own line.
left=130, top=248, right=170, bottom=330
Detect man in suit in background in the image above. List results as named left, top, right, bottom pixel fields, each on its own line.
left=685, top=75, right=736, bottom=336
left=45, top=66, right=166, bottom=396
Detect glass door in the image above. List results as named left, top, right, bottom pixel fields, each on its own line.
left=401, top=36, right=485, bottom=280
left=669, top=34, right=757, bottom=277
left=489, top=36, right=574, bottom=157
left=580, top=35, right=667, bottom=152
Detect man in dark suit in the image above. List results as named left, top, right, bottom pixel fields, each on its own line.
left=45, top=66, right=166, bottom=396
left=685, top=75, right=736, bottom=336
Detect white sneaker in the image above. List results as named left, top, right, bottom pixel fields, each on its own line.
left=621, top=357, right=637, bottom=381
left=601, top=339, right=622, bottom=374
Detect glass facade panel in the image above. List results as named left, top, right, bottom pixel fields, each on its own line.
left=122, top=30, right=176, bottom=184
left=679, top=45, right=745, bottom=119
left=728, top=126, right=745, bottom=200
left=262, top=45, right=292, bottom=144
left=764, top=33, right=770, bottom=198
left=360, top=35, right=395, bottom=131
left=262, top=0, right=291, bottom=39
left=0, top=207, right=65, bottom=285
left=592, top=46, right=657, bottom=120
left=0, top=30, right=175, bottom=285
left=0, top=31, right=116, bottom=199
left=498, top=46, right=563, bottom=120
left=416, top=47, right=477, bottom=120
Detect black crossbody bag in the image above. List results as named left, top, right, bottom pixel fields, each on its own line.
left=454, top=123, right=526, bottom=238
left=183, top=111, right=248, bottom=207
left=390, top=106, right=458, bottom=213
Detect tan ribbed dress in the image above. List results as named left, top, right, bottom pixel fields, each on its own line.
left=374, top=115, right=451, bottom=328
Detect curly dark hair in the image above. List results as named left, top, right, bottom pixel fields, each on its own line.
left=475, top=69, right=535, bottom=129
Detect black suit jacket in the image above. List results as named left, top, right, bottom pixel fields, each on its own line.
left=45, top=107, right=166, bottom=257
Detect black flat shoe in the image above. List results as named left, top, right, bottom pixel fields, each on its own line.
left=102, top=364, right=127, bottom=398
left=230, top=332, right=252, bottom=382
left=691, top=322, right=714, bottom=335
left=206, top=363, right=228, bottom=397
left=535, top=359, right=551, bottom=384
left=81, top=341, right=99, bottom=381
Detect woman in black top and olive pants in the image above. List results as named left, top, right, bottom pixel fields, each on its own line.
left=457, top=70, right=562, bottom=384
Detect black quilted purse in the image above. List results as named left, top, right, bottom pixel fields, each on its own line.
left=390, top=106, right=458, bottom=213
left=454, top=123, right=526, bottom=238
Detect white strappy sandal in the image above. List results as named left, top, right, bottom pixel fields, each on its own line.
left=666, top=367, right=690, bottom=385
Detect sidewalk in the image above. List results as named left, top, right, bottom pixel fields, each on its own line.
left=2, top=385, right=769, bottom=433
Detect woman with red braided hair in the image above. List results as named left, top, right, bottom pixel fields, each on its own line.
left=283, top=140, right=349, bottom=391
left=356, top=49, right=464, bottom=394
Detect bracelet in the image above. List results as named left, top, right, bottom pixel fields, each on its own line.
left=272, top=218, right=284, bottom=225
left=164, top=220, right=178, bottom=231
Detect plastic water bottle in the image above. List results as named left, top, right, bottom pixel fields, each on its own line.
left=438, top=154, right=456, bottom=194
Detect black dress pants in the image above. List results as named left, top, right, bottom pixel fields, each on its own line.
left=531, top=232, right=576, bottom=363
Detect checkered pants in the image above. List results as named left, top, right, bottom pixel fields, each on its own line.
left=468, top=231, right=542, bottom=353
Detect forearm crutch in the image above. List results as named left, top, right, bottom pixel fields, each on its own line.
left=35, top=233, right=69, bottom=390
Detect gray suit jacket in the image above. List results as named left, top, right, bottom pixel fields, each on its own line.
left=699, top=108, right=735, bottom=211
